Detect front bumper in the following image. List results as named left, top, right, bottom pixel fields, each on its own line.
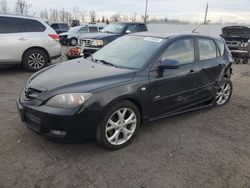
left=16, top=99, right=102, bottom=140
left=230, top=49, right=249, bottom=59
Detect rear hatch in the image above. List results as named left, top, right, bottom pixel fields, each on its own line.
left=221, top=26, right=250, bottom=50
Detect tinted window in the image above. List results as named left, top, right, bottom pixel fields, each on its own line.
left=138, top=24, right=147, bottom=31
left=161, top=38, right=195, bottom=65
left=127, top=24, right=138, bottom=33
left=0, top=17, right=21, bottom=33
left=60, top=24, right=69, bottom=30
left=51, top=24, right=59, bottom=30
left=198, top=38, right=217, bottom=60
left=216, top=40, right=225, bottom=56
left=89, top=27, right=98, bottom=33
left=16, top=18, right=45, bottom=32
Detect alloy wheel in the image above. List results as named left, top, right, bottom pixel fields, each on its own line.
left=105, top=108, right=137, bottom=146
left=28, top=53, right=45, bottom=70
left=216, top=82, right=231, bottom=105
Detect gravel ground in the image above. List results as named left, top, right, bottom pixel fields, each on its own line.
left=0, top=63, right=249, bottom=188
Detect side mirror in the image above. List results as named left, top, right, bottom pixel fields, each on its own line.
left=158, top=59, right=180, bottom=70
left=125, top=30, right=131, bottom=34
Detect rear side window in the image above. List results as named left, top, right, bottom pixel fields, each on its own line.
left=198, top=38, right=217, bottom=61
left=216, top=40, right=225, bottom=56
left=138, top=24, right=147, bottom=31
left=161, top=38, right=195, bottom=65
left=20, top=18, right=46, bottom=32
left=0, top=17, right=21, bottom=33
left=51, top=24, right=59, bottom=30
left=127, top=24, right=138, bottom=33
left=89, top=27, right=98, bottom=33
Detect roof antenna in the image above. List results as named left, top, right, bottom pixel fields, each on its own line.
left=192, top=3, right=208, bottom=33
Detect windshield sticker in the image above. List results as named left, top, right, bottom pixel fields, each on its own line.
left=144, top=37, right=163, bottom=43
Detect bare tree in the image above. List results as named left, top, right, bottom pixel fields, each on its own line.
left=49, top=9, right=59, bottom=22
left=89, top=10, right=96, bottom=22
left=101, top=16, right=105, bottom=23
left=72, top=7, right=79, bottom=20
left=80, top=11, right=86, bottom=23
left=111, top=13, right=121, bottom=22
left=40, top=9, right=49, bottom=20
left=0, top=0, right=8, bottom=14
left=15, top=0, right=31, bottom=15
left=130, top=12, right=137, bottom=22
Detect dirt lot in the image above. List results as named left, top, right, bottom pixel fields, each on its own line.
left=0, top=63, right=249, bottom=188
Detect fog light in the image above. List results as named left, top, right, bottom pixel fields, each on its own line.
left=50, top=130, right=66, bottom=137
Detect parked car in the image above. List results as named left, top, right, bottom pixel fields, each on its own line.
left=221, top=26, right=250, bottom=64
left=59, top=24, right=106, bottom=46
left=50, top=22, right=70, bottom=34
left=0, top=14, right=61, bottom=72
left=17, top=33, right=233, bottom=149
left=78, top=22, right=148, bottom=57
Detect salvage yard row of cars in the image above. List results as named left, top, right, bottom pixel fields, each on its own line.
left=0, top=13, right=243, bottom=149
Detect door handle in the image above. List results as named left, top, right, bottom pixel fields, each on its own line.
left=187, top=69, right=200, bottom=75
left=19, top=37, right=27, bottom=41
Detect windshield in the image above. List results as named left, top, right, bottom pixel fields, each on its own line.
left=222, top=27, right=250, bottom=37
left=92, top=36, right=166, bottom=69
left=101, top=23, right=125, bottom=34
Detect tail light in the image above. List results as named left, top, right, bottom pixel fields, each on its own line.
left=48, top=34, right=60, bottom=42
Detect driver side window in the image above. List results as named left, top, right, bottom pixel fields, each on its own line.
left=161, top=38, right=195, bottom=65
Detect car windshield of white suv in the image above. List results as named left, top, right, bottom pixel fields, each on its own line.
left=101, top=23, right=125, bottom=34
left=92, top=36, right=166, bottom=69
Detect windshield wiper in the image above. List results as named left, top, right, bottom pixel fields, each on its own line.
left=93, top=59, right=119, bottom=68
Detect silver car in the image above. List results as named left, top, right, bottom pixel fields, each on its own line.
left=59, top=24, right=106, bottom=46
left=0, top=14, right=61, bottom=72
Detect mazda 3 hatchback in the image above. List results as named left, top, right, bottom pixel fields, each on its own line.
left=17, top=33, right=233, bottom=150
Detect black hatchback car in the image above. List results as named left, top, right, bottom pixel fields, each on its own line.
left=17, top=33, right=233, bottom=150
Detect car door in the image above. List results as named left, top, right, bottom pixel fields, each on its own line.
left=0, top=16, right=29, bottom=64
left=193, top=37, right=226, bottom=101
left=149, top=37, right=203, bottom=117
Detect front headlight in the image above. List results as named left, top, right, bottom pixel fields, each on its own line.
left=241, top=42, right=248, bottom=47
left=46, top=93, right=92, bottom=109
left=91, top=40, right=104, bottom=46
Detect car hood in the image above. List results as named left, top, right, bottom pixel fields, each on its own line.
left=28, top=58, right=136, bottom=95
left=222, top=26, right=250, bottom=39
left=78, top=32, right=120, bottom=39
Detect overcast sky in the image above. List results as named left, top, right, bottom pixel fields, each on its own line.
left=6, top=0, right=250, bottom=23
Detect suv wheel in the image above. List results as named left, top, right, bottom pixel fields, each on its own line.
left=70, top=38, right=78, bottom=46
left=96, top=101, right=140, bottom=150
left=215, top=78, right=233, bottom=106
left=23, top=49, right=48, bottom=72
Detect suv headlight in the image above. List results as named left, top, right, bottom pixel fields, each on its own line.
left=241, top=42, right=248, bottom=47
left=46, top=93, right=92, bottom=109
left=91, top=40, right=104, bottom=46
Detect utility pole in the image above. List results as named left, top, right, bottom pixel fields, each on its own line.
left=204, top=3, right=208, bottom=24
left=144, top=0, right=148, bottom=23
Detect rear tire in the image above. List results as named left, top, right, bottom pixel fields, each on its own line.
left=22, top=48, right=49, bottom=72
left=214, top=78, right=233, bottom=107
left=243, top=59, right=248, bottom=64
left=96, top=100, right=140, bottom=150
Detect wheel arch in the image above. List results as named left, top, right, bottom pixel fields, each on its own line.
left=104, top=97, right=143, bottom=123
left=22, top=46, right=50, bottom=64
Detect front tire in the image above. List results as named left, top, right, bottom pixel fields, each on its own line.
left=22, top=48, right=49, bottom=72
left=214, top=78, right=233, bottom=107
left=96, top=101, right=140, bottom=150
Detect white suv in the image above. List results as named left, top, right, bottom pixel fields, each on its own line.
left=0, top=14, right=62, bottom=71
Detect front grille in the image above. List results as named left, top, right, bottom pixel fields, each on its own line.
left=24, top=87, right=43, bottom=100
left=79, top=39, right=92, bottom=47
